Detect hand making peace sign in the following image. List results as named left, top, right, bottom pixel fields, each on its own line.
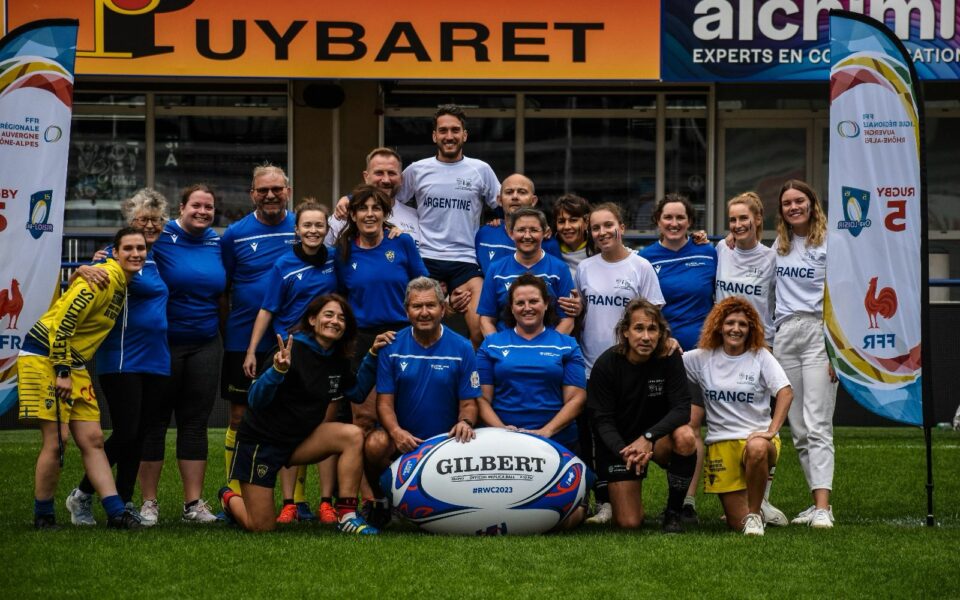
left=272, top=334, right=294, bottom=374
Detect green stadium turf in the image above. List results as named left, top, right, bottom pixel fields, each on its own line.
left=1, top=427, right=958, bottom=598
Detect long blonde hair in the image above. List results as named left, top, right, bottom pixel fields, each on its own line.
left=775, top=179, right=826, bottom=255
left=728, top=191, right=764, bottom=241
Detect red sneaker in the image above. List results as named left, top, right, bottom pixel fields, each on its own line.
left=276, top=503, right=298, bottom=524
left=317, top=501, right=339, bottom=525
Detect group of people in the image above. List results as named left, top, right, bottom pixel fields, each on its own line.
left=20, top=104, right=838, bottom=537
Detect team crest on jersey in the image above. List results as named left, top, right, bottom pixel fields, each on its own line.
left=45, top=398, right=54, bottom=410
left=296, top=273, right=303, bottom=281
left=385, top=250, right=395, bottom=262
left=737, top=372, right=757, bottom=385
left=328, top=375, right=341, bottom=393
left=501, top=349, right=510, bottom=357
left=489, top=250, right=495, bottom=261
left=648, top=378, right=664, bottom=395
left=614, top=278, right=632, bottom=291
left=351, top=262, right=358, bottom=270
left=250, top=242, right=259, bottom=252
left=455, top=177, right=473, bottom=191
left=257, top=464, right=269, bottom=479
left=654, top=264, right=662, bottom=273
left=470, top=370, right=480, bottom=388
left=171, top=234, right=179, bottom=244
left=400, top=361, right=408, bottom=372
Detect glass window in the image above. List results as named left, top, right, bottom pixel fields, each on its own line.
left=384, top=117, right=516, bottom=182
left=155, top=95, right=287, bottom=109
left=66, top=115, right=147, bottom=227
left=154, top=115, right=287, bottom=226
left=385, top=94, right=515, bottom=109
left=723, top=127, right=807, bottom=233
left=665, top=117, right=708, bottom=226
left=926, top=116, right=960, bottom=231
left=525, top=95, right=656, bottom=110
left=525, top=117, right=656, bottom=229
left=73, top=93, right=145, bottom=108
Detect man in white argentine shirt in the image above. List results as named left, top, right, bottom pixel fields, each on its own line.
left=395, top=104, right=501, bottom=347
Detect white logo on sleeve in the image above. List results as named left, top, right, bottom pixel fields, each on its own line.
left=171, top=234, right=178, bottom=244
left=400, top=361, right=408, bottom=372
left=250, top=242, right=259, bottom=252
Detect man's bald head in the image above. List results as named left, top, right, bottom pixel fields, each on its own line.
left=499, top=173, right=537, bottom=215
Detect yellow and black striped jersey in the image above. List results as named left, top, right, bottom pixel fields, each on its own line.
left=25, top=259, right=128, bottom=368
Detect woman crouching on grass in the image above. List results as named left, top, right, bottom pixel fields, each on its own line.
left=219, top=294, right=392, bottom=534
left=680, top=297, right=793, bottom=536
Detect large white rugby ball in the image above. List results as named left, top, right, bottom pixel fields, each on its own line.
left=381, top=428, right=593, bottom=535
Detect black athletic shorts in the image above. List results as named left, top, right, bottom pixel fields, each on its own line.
left=229, top=439, right=294, bottom=488
left=423, top=257, right=483, bottom=291
left=221, top=350, right=267, bottom=405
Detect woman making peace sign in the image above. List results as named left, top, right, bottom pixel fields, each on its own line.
left=219, top=294, right=393, bottom=534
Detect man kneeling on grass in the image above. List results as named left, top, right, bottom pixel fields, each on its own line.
left=587, top=299, right=697, bottom=534
left=219, top=294, right=391, bottom=534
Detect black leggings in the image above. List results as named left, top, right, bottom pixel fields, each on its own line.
left=79, top=372, right=166, bottom=503
left=141, top=336, right=222, bottom=462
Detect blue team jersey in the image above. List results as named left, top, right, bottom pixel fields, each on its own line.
left=153, top=220, right=226, bottom=345
left=221, top=212, right=297, bottom=351
left=475, top=222, right=562, bottom=274
left=335, top=234, right=428, bottom=328
left=640, top=239, right=717, bottom=351
left=477, top=251, right=575, bottom=330
left=95, top=247, right=170, bottom=375
left=260, top=247, right=339, bottom=338
left=476, top=327, right=586, bottom=449
left=377, top=325, right=480, bottom=440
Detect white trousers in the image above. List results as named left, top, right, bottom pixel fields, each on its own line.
left=774, top=313, right=838, bottom=491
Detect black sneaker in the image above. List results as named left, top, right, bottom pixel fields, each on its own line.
left=34, top=513, right=59, bottom=530
left=662, top=509, right=684, bottom=534
left=360, top=501, right=392, bottom=530
left=107, top=507, right=143, bottom=530
left=680, top=503, right=698, bottom=525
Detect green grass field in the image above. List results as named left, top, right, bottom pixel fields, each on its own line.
left=2, top=427, right=959, bottom=598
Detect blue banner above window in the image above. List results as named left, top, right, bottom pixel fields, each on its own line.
left=662, top=1, right=960, bottom=82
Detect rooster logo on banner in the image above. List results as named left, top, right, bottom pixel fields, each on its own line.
left=864, top=276, right=897, bottom=330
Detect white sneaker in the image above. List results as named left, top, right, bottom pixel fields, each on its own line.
left=809, top=507, right=835, bottom=529
left=139, top=499, right=159, bottom=527
left=585, top=502, right=613, bottom=525
left=742, top=513, right=765, bottom=536
left=791, top=505, right=817, bottom=525
left=65, top=488, right=96, bottom=526
left=182, top=499, right=218, bottom=523
left=761, top=499, right=789, bottom=527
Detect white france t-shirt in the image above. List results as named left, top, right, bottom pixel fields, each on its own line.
left=682, top=347, right=790, bottom=444
left=398, top=156, right=500, bottom=263
left=575, top=252, right=664, bottom=376
left=715, top=241, right=777, bottom=346
left=774, top=234, right=827, bottom=327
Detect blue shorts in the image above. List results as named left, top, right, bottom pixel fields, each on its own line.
left=229, top=439, right=294, bottom=488
left=423, top=258, right=483, bottom=291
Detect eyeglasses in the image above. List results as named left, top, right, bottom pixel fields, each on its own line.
left=514, top=227, right=543, bottom=235
left=252, top=186, right=287, bottom=197
left=132, top=216, right=164, bottom=226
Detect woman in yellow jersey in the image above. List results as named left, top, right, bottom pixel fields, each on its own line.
left=19, top=227, right=147, bottom=529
